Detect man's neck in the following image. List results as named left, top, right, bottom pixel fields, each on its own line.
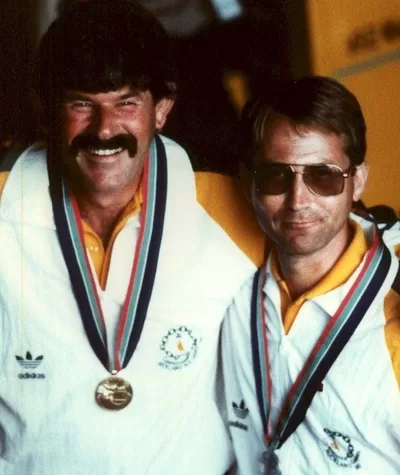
left=276, top=224, right=354, bottom=301
left=76, top=189, right=136, bottom=248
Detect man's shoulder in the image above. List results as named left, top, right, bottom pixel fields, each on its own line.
left=390, top=242, right=400, bottom=295
left=0, top=140, right=23, bottom=196
left=159, top=135, right=267, bottom=265
left=384, top=250, right=400, bottom=390
left=0, top=141, right=46, bottom=197
left=351, top=211, right=400, bottom=252
left=0, top=140, right=26, bottom=170
left=382, top=222, right=400, bottom=258
left=194, top=171, right=265, bottom=266
left=159, top=134, right=192, bottom=166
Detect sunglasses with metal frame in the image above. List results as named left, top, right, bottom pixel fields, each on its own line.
left=253, top=162, right=357, bottom=197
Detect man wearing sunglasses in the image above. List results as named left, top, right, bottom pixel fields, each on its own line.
left=222, top=76, right=400, bottom=474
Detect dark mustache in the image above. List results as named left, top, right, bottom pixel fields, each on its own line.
left=70, top=134, right=138, bottom=157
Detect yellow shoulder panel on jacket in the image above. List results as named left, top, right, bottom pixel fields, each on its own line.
left=0, top=140, right=29, bottom=197
left=384, top=242, right=400, bottom=389
left=195, top=171, right=266, bottom=267
left=384, top=287, right=400, bottom=390
left=0, top=172, right=9, bottom=198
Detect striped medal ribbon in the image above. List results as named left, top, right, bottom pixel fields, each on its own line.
left=48, top=135, right=168, bottom=410
left=251, top=230, right=391, bottom=472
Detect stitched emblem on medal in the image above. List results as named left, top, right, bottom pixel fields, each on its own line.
left=158, top=326, right=199, bottom=370
left=228, top=399, right=249, bottom=431
left=323, top=428, right=361, bottom=469
left=15, top=351, right=46, bottom=379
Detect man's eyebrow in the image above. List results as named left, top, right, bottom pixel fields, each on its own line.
left=117, top=90, right=145, bottom=101
left=62, top=90, right=146, bottom=102
left=63, top=92, right=92, bottom=101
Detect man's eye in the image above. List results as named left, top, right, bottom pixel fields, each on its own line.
left=119, top=100, right=138, bottom=107
left=310, top=166, right=335, bottom=179
left=264, top=167, right=288, bottom=180
left=69, top=101, right=92, bottom=109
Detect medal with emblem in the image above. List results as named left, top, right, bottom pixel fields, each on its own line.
left=49, top=136, right=168, bottom=411
left=95, top=373, right=133, bottom=410
left=259, top=449, right=281, bottom=474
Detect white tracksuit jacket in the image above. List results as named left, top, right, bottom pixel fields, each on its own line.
left=0, top=136, right=264, bottom=474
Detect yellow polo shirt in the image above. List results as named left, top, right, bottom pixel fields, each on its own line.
left=271, top=222, right=371, bottom=333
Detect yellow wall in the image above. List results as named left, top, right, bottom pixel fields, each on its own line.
left=306, top=0, right=400, bottom=214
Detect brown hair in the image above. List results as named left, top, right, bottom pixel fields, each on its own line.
left=242, top=76, right=366, bottom=168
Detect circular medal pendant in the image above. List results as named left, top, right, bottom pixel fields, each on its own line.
left=258, top=450, right=281, bottom=474
left=95, top=376, right=133, bottom=410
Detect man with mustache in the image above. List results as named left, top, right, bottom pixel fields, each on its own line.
left=222, top=76, right=400, bottom=474
left=0, top=1, right=264, bottom=474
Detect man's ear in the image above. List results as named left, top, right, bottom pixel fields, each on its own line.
left=352, top=161, right=369, bottom=202
left=32, top=94, right=56, bottom=140
left=155, top=97, right=175, bottom=130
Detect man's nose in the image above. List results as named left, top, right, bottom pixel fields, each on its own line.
left=90, top=106, right=120, bottom=140
left=287, top=172, right=312, bottom=210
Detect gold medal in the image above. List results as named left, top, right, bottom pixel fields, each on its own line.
left=95, top=375, right=133, bottom=410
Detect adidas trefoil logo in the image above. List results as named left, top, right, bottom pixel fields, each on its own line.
left=15, top=351, right=45, bottom=379
left=16, top=351, right=43, bottom=369
left=232, top=399, right=249, bottom=419
left=229, top=399, right=249, bottom=432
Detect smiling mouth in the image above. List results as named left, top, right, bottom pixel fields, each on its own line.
left=87, top=147, right=124, bottom=156
left=283, top=220, right=319, bottom=228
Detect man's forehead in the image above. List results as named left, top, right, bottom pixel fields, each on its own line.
left=263, top=115, right=325, bottom=138
left=254, top=116, right=348, bottom=167
left=63, top=86, right=149, bottom=100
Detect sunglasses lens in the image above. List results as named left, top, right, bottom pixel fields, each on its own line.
left=305, top=165, right=344, bottom=196
left=254, top=165, right=292, bottom=195
left=255, top=164, right=349, bottom=196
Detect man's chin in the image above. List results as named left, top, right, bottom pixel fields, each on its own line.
left=276, top=236, right=324, bottom=257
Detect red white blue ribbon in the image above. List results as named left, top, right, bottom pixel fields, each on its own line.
left=251, top=229, right=391, bottom=450
left=48, top=135, right=167, bottom=372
